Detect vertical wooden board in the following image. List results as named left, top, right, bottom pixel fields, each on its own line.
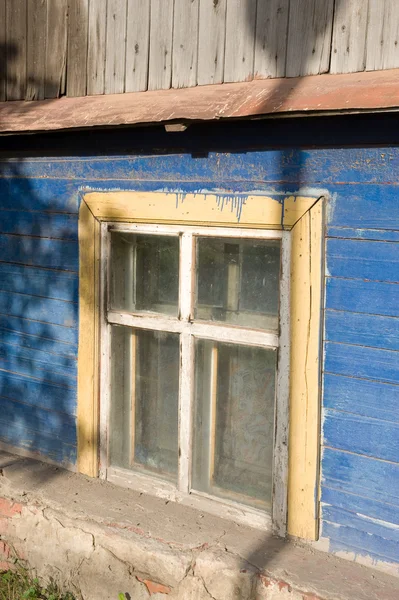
left=6, top=0, right=27, bottom=100
left=288, top=201, right=323, bottom=540
left=224, top=0, right=257, bottom=82
left=330, top=0, right=368, bottom=74
left=26, top=0, right=47, bottom=100
left=0, top=0, right=5, bottom=101
left=366, top=0, right=399, bottom=71
left=77, top=200, right=99, bottom=477
left=273, top=231, right=291, bottom=536
left=87, top=0, right=107, bottom=95
left=105, top=0, right=127, bottom=94
left=67, top=0, right=89, bottom=97
left=125, top=0, right=150, bottom=92
left=286, top=0, right=334, bottom=77
left=148, top=0, right=174, bottom=90
left=172, top=0, right=199, bottom=88
left=45, top=0, right=67, bottom=98
left=197, top=0, right=226, bottom=85
left=254, top=0, right=289, bottom=78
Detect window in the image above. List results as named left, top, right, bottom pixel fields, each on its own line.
left=101, top=222, right=290, bottom=526
left=79, top=190, right=323, bottom=539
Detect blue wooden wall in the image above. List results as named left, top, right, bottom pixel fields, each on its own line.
left=0, top=128, right=397, bottom=568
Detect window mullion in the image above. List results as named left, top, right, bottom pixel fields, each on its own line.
left=179, top=232, right=194, bottom=321
left=189, top=322, right=279, bottom=349
left=272, top=230, right=291, bottom=535
left=178, top=232, right=195, bottom=492
left=179, top=332, right=194, bottom=492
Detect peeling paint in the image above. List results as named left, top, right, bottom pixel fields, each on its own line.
left=356, top=514, right=399, bottom=531
left=326, top=192, right=337, bottom=226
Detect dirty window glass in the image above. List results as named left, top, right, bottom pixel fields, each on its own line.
left=195, top=238, right=280, bottom=330
left=192, top=339, right=276, bottom=510
left=109, top=326, right=179, bottom=481
left=110, top=232, right=179, bottom=316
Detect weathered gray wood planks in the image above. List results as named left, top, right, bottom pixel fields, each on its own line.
left=148, top=0, right=174, bottom=90
left=67, top=0, right=89, bottom=97
left=105, top=0, right=127, bottom=94
left=45, top=0, right=68, bottom=98
left=254, top=0, right=290, bottom=78
left=87, top=0, right=107, bottom=95
left=172, top=0, right=199, bottom=88
left=331, top=0, right=368, bottom=74
left=0, top=0, right=6, bottom=102
left=198, top=0, right=227, bottom=85
left=125, top=0, right=151, bottom=92
left=366, top=0, right=399, bottom=71
left=26, top=0, right=47, bottom=101
left=286, top=0, right=334, bottom=77
left=224, top=0, right=257, bottom=82
left=6, top=0, right=27, bottom=100
left=0, top=0, right=398, bottom=100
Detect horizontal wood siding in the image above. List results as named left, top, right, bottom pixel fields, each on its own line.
left=0, top=173, right=78, bottom=466
left=0, top=140, right=397, bottom=566
left=323, top=185, right=399, bottom=566
left=1, top=0, right=399, bottom=99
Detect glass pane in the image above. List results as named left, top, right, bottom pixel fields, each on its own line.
left=195, top=237, right=281, bottom=330
left=109, top=326, right=179, bottom=481
left=192, top=339, right=276, bottom=510
left=110, top=232, right=179, bottom=316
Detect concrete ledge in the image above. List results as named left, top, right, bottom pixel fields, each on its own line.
left=0, top=451, right=398, bottom=600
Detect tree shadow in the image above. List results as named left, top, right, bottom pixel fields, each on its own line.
left=234, top=0, right=348, bottom=591
left=0, top=2, right=372, bottom=595
left=0, top=35, right=78, bottom=487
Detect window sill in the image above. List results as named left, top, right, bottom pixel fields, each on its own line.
left=1, top=450, right=396, bottom=600
left=107, top=465, right=272, bottom=531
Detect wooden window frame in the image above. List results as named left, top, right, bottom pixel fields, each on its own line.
left=102, top=223, right=287, bottom=532
left=78, top=191, right=324, bottom=540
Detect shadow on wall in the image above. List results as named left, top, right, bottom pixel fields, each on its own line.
left=0, top=38, right=79, bottom=480
left=0, top=1, right=344, bottom=595
left=238, top=0, right=342, bottom=584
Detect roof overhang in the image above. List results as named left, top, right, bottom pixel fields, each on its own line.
left=1, top=69, right=399, bottom=135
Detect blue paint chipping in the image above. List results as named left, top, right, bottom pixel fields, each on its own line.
left=323, top=373, right=399, bottom=422
left=323, top=521, right=399, bottom=564
left=174, top=191, right=249, bottom=221
left=322, top=447, right=399, bottom=506
left=0, top=140, right=398, bottom=569
left=323, top=408, right=399, bottom=463
left=321, top=487, right=399, bottom=526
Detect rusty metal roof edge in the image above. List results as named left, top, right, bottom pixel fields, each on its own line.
left=0, top=69, right=399, bottom=134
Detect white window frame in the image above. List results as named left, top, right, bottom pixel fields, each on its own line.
left=99, top=221, right=290, bottom=533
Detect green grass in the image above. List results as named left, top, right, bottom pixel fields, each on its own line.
left=0, top=569, right=75, bottom=600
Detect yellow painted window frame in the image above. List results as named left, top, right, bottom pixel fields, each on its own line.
left=77, top=191, right=324, bottom=540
